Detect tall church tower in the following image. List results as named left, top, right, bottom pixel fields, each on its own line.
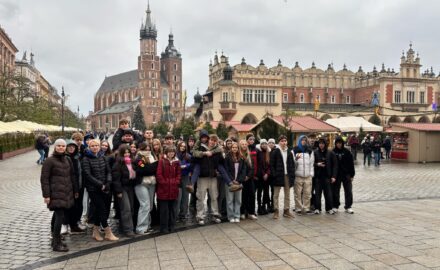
left=138, top=3, right=162, bottom=124
left=161, top=32, right=182, bottom=120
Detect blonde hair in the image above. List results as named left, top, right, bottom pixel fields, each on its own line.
left=239, top=139, right=252, bottom=165
left=88, top=139, right=100, bottom=147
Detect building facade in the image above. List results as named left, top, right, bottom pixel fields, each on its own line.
left=93, top=4, right=183, bottom=131
left=0, top=26, right=18, bottom=75
left=202, top=44, right=440, bottom=125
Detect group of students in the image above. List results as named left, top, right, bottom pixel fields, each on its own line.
left=40, top=118, right=356, bottom=252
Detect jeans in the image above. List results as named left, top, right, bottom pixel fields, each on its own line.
left=225, top=185, right=242, bottom=220
left=196, top=177, right=219, bottom=220
left=88, top=191, right=111, bottom=228
left=134, top=183, right=155, bottom=233
left=158, top=200, right=176, bottom=233
left=374, top=152, right=381, bottom=166
left=351, top=146, right=358, bottom=160
left=119, top=188, right=135, bottom=233
left=51, top=209, right=66, bottom=237
left=363, top=152, right=371, bottom=166
left=314, top=177, right=333, bottom=212
left=294, top=176, right=313, bottom=211
left=175, top=175, right=190, bottom=219
left=37, top=149, right=45, bottom=164
left=332, top=175, right=353, bottom=209
left=385, top=149, right=391, bottom=159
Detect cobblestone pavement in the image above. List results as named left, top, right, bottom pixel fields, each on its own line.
left=0, top=150, right=439, bottom=269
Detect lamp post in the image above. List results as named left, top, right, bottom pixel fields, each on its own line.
left=77, top=106, right=80, bottom=131
left=61, top=87, right=65, bottom=134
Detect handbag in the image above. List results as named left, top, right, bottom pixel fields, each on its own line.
left=142, top=175, right=156, bottom=185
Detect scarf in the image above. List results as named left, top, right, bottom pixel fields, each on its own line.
left=124, top=156, right=136, bottom=179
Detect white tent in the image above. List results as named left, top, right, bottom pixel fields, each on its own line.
left=0, top=120, right=79, bottom=135
left=325, top=116, right=383, bottom=132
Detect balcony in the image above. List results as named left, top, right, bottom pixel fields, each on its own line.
left=219, top=101, right=237, bottom=121
left=390, top=103, right=429, bottom=112
left=203, top=102, right=213, bottom=110
left=283, top=103, right=373, bottom=113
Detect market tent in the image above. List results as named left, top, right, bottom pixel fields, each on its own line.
left=325, top=117, right=383, bottom=132
left=0, top=120, right=78, bottom=134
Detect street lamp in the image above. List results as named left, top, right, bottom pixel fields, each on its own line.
left=61, top=87, right=65, bottom=134
left=77, top=105, right=80, bottom=131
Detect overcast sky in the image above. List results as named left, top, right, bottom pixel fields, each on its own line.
left=1, top=0, right=439, bottom=116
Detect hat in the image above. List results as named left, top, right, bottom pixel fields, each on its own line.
left=123, top=129, right=134, bottom=136
left=260, top=139, right=268, bottom=145
left=199, top=129, right=209, bottom=139
left=268, top=138, right=276, bottom=144
left=54, top=138, right=66, bottom=147
left=246, top=133, right=255, bottom=141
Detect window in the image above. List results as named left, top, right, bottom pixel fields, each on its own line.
left=300, top=93, right=304, bottom=103
left=151, top=63, right=154, bottom=70
left=222, top=92, right=229, bottom=102
left=394, top=91, right=401, bottom=103
left=256, top=89, right=264, bottom=103
left=283, top=93, right=288, bottom=103
left=243, top=89, right=253, bottom=103
left=420, top=92, right=425, bottom=104
left=174, top=75, right=177, bottom=82
left=152, top=90, right=156, bottom=98
left=316, top=95, right=320, bottom=102
left=174, top=64, right=178, bottom=71
left=331, top=95, right=336, bottom=104
left=407, top=91, right=415, bottom=103
left=266, top=90, right=275, bottom=103
left=99, top=117, right=102, bottom=128
left=346, top=96, right=351, bottom=104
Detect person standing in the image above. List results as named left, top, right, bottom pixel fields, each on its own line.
left=269, top=135, right=295, bottom=219
left=267, top=138, right=277, bottom=213
left=156, top=146, right=181, bottom=233
left=348, top=134, right=359, bottom=161
left=82, top=139, right=119, bottom=241
left=361, top=137, right=372, bottom=166
left=176, top=141, right=192, bottom=221
left=293, top=135, right=315, bottom=214
left=35, top=134, right=46, bottom=165
left=256, top=139, right=271, bottom=215
left=332, top=136, right=355, bottom=214
left=372, top=136, right=382, bottom=166
left=40, top=139, right=78, bottom=252
left=383, top=135, right=392, bottom=160
left=239, top=138, right=257, bottom=220
left=313, top=138, right=337, bottom=214
left=223, top=142, right=245, bottom=223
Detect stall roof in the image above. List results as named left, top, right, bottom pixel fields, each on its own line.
left=210, top=121, right=254, bottom=132
left=391, top=123, right=440, bottom=131
left=325, top=117, right=383, bottom=132
left=252, top=116, right=339, bottom=133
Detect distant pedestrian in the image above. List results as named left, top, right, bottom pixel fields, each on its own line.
left=40, top=139, right=78, bottom=252
left=348, top=134, right=359, bottom=161
left=372, top=136, right=382, bottom=166
left=383, top=136, right=392, bottom=160
left=35, top=134, right=46, bottom=165
left=361, top=137, right=372, bottom=166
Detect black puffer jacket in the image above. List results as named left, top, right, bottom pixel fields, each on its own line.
left=40, top=152, right=78, bottom=210
left=82, top=149, right=112, bottom=193
left=270, top=147, right=295, bottom=187
left=112, top=158, right=136, bottom=193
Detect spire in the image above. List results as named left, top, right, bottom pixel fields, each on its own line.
left=278, top=59, right=282, bottom=66
left=343, top=63, right=347, bottom=71
left=241, top=57, right=246, bottom=65
left=161, top=30, right=181, bottom=59
left=30, top=52, right=35, bottom=66
left=22, top=51, right=27, bottom=61
left=380, top=63, right=386, bottom=73
left=140, top=1, right=157, bottom=39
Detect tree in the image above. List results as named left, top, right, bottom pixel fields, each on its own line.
left=369, top=115, right=381, bottom=126
left=132, top=106, right=146, bottom=131
left=258, top=118, right=283, bottom=141
left=151, top=122, right=169, bottom=138
left=203, top=122, right=215, bottom=135
left=172, top=118, right=195, bottom=141
left=281, top=108, right=297, bottom=146
left=216, top=121, right=228, bottom=140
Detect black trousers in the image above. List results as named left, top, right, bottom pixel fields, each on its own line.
left=256, top=177, right=270, bottom=207
left=51, top=209, right=66, bottom=237
left=332, top=175, right=353, bottom=209
left=63, top=188, right=84, bottom=227
left=314, top=177, right=333, bottom=211
left=241, top=179, right=256, bottom=215
left=88, top=191, right=111, bottom=228
left=158, top=200, right=176, bottom=233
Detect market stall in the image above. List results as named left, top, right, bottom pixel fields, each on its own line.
left=389, top=123, right=440, bottom=163
left=325, top=116, right=383, bottom=133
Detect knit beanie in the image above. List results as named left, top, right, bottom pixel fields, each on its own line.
left=54, top=139, right=66, bottom=147
left=268, top=138, right=275, bottom=144
left=260, top=139, right=268, bottom=145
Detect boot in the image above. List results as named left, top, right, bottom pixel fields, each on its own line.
left=104, top=227, right=119, bottom=241
left=283, top=209, right=295, bottom=218
left=273, top=209, right=279, bottom=219
left=261, top=204, right=268, bottom=215
left=92, top=225, right=104, bottom=241
left=51, top=233, right=67, bottom=248
left=268, top=202, right=275, bottom=213
left=52, top=235, right=69, bottom=252
left=257, top=204, right=263, bottom=215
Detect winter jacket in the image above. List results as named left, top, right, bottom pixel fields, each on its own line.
left=40, top=152, right=78, bottom=210
left=177, top=151, right=192, bottom=176
left=372, top=139, right=382, bottom=153
left=293, top=136, right=315, bottom=178
left=313, top=148, right=338, bottom=180
left=248, top=144, right=261, bottom=179
left=81, top=149, right=112, bottom=193
left=383, top=138, right=392, bottom=151
left=269, top=147, right=295, bottom=187
left=112, top=159, right=136, bottom=194
left=66, top=140, right=82, bottom=189
left=112, top=128, right=142, bottom=152
left=195, top=144, right=225, bottom=178
left=224, top=154, right=248, bottom=184
left=362, top=140, right=372, bottom=154
left=134, top=151, right=158, bottom=185
left=156, top=158, right=181, bottom=200
left=35, top=136, right=46, bottom=150
left=258, top=149, right=271, bottom=180
left=333, top=137, right=355, bottom=178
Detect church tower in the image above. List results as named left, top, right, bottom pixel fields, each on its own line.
left=138, top=2, right=162, bottom=124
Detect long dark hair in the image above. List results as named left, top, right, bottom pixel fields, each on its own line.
left=100, top=140, right=112, bottom=156
left=116, top=144, right=130, bottom=165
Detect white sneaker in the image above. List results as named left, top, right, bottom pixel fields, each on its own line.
left=77, top=223, right=87, bottom=230
left=234, top=218, right=240, bottom=223
left=314, top=209, right=320, bottom=215
left=229, top=219, right=235, bottom=223
left=248, top=214, right=258, bottom=220
left=60, top=225, right=69, bottom=235
left=332, top=208, right=338, bottom=213
left=345, top=208, right=354, bottom=214
left=326, top=209, right=336, bottom=215
left=240, top=214, right=246, bottom=220
left=198, top=220, right=205, bottom=226
left=213, top=217, right=221, bottom=224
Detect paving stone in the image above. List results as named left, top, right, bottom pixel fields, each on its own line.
left=393, top=263, right=430, bottom=270
left=408, top=255, right=440, bottom=268
left=354, top=261, right=394, bottom=270
left=319, top=258, right=360, bottom=270
left=278, top=252, right=321, bottom=268
left=331, top=247, right=373, bottom=263
left=371, top=252, right=412, bottom=265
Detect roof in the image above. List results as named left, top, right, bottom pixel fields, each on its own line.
left=391, top=123, right=440, bottom=132
left=96, top=99, right=139, bottom=115
left=269, top=116, right=339, bottom=132
left=97, top=70, right=138, bottom=93
left=325, top=116, right=383, bottom=132
left=210, top=121, right=254, bottom=132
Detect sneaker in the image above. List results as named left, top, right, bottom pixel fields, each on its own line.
left=198, top=220, right=205, bottom=226
left=60, top=225, right=69, bottom=235
left=147, top=228, right=155, bottom=233
left=240, top=214, right=246, bottom=220
left=332, top=208, right=338, bottom=213
left=185, top=184, right=194, bottom=193
left=213, top=217, right=221, bottom=224
left=229, top=219, right=235, bottom=223
left=295, top=209, right=302, bottom=215
left=124, top=231, right=136, bottom=238
left=248, top=214, right=258, bottom=220
left=234, top=218, right=240, bottom=223
left=326, top=209, right=336, bottom=215
left=77, top=223, right=87, bottom=230
left=345, top=208, right=354, bottom=214
left=314, top=209, right=320, bottom=215
left=70, top=225, right=85, bottom=234
left=306, top=210, right=313, bottom=215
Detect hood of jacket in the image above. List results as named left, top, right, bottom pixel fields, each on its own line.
left=84, top=148, right=98, bottom=158
left=199, top=129, right=209, bottom=140
left=334, top=136, right=346, bottom=151
left=65, top=139, right=79, bottom=156
left=297, top=135, right=308, bottom=152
